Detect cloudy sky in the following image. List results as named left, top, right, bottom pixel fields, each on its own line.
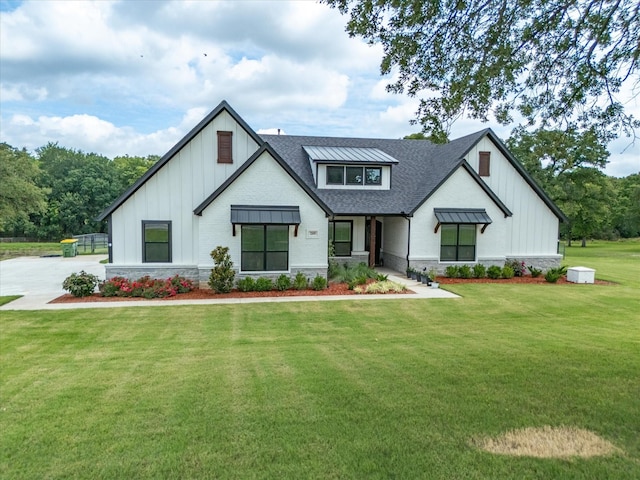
left=1, top=0, right=638, bottom=177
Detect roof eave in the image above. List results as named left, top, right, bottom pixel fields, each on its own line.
left=194, top=143, right=332, bottom=217
left=96, top=100, right=264, bottom=222
left=460, top=129, right=568, bottom=223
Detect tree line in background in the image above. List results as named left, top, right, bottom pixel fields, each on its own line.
left=1, top=133, right=638, bottom=244
left=0, top=142, right=158, bottom=240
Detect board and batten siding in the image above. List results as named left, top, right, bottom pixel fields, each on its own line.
left=110, top=110, right=260, bottom=265
left=198, top=151, right=328, bottom=273
left=410, top=167, right=508, bottom=262
left=464, top=136, right=560, bottom=257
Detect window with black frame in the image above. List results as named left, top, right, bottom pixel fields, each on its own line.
left=241, top=225, right=289, bottom=271
left=326, top=166, right=382, bottom=186
left=329, top=220, right=352, bottom=256
left=142, top=221, right=171, bottom=263
left=440, top=224, right=476, bottom=261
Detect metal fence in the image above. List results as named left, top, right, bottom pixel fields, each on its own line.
left=72, top=233, right=108, bottom=253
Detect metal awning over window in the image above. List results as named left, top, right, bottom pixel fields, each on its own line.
left=231, top=205, right=301, bottom=236
left=434, top=208, right=492, bottom=234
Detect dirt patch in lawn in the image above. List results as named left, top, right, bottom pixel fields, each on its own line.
left=50, top=281, right=414, bottom=303
left=474, top=426, right=621, bottom=458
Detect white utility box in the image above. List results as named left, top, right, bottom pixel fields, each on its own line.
left=567, top=266, right=595, bottom=284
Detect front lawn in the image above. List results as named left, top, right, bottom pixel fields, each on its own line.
left=1, top=240, right=638, bottom=479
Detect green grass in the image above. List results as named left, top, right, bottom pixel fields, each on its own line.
left=0, top=242, right=61, bottom=259
left=0, top=295, right=21, bottom=306
left=0, top=242, right=107, bottom=260
left=1, top=241, right=639, bottom=479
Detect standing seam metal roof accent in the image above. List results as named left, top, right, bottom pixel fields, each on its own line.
left=230, top=205, right=301, bottom=224
left=434, top=208, right=492, bottom=224
left=303, top=145, right=399, bottom=164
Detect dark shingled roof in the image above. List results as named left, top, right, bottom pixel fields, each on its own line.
left=260, top=131, right=493, bottom=216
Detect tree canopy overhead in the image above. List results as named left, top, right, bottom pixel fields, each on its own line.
left=325, top=0, right=640, bottom=142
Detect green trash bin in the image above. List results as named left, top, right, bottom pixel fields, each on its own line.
left=60, top=239, right=78, bottom=257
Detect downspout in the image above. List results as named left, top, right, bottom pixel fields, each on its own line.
left=107, top=216, right=113, bottom=264
left=402, top=212, right=411, bottom=272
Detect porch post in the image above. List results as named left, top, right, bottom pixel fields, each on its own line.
left=369, top=216, right=376, bottom=267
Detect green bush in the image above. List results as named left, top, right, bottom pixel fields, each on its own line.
left=254, top=277, right=273, bottom=292
left=472, top=264, right=487, bottom=278
left=209, top=246, right=235, bottom=293
left=505, top=259, right=527, bottom=277
left=544, top=266, right=567, bottom=283
left=444, top=265, right=459, bottom=278
left=528, top=265, right=543, bottom=278
left=487, top=265, right=502, bottom=279
left=312, top=275, right=327, bottom=290
left=62, top=270, right=99, bottom=297
left=329, top=262, right=377, bottom=283
left=458, top=265, right=472, bottom=278
left=236, top=277, right=255, bottom=292
left=501, top=265, right=515, bottom=279
left=275, top=274, right=291, bottom=291
left=293, top=272, right=308, bottom=290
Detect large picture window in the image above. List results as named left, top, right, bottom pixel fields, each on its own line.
left=143, top=221, right=171, bottom=263
left=440, top=224, right=476, bottom=261
left=241, top=225, right=289, bottom=271
left=329, top=220, right=352, bottom=256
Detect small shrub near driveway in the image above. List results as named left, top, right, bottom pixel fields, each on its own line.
left=62, top=271, right=100, bottom=297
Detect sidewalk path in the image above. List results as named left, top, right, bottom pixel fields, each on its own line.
left=1, top=260, right=457, bottom=311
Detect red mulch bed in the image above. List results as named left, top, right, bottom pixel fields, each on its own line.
left=50, top=275, right=612, bottom=304
left=50, top=281, right=412, bottom=304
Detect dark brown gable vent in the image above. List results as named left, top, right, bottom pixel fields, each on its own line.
left=218, top=131, right=233, bottom=164
left=479, top=151, right=490, bottom=177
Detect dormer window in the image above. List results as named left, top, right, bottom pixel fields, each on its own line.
left=303, top=145, right=396, bottom=190
left=327, top=166, right=382, bottom=186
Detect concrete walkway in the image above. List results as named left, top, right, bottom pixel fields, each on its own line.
left=0, top=258, right=457, bottom=311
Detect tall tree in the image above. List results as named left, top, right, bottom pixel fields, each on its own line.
left=113, top=154, right=158, bottom=187
left=325, top=0, right=640, bottom=141
left=0, top=143, right=48, bottom=235
left=507, top=128, right=612, bottom=245
left=609, top=174, right=640, bottom=238
left=506, top=127, right=609, bottom=184
left=34, top=143, right=123, bottom=239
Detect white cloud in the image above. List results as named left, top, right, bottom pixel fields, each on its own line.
left=0, top=0, right=637, bottom=177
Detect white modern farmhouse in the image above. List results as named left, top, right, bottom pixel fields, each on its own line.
left=97, top=100, right=566, bottom=283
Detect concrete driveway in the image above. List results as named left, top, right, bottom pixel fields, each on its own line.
left=0, top=255, right=106, bottom=308
left=0, top=258, right=458, bottom=310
